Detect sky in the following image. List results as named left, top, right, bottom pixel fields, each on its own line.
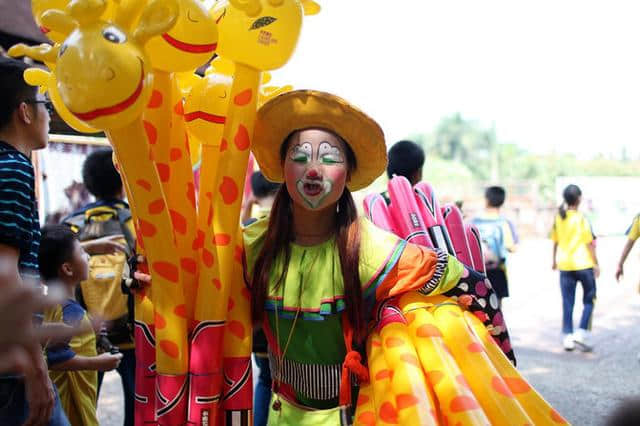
left=258, top=0, right=640, bottom=159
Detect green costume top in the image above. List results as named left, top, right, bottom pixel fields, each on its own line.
left=244, top=217, right=464, bottom=409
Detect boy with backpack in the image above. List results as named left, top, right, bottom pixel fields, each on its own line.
left=471, top=186, right=519, bottom=305
left=63, top=148, right=136, bottom=426
left=40, top=225, right=122, bottom=426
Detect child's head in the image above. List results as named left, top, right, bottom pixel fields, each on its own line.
left=82, top=148, right=123, bottom=200
left=39, top=225, right=89, bottom=286
left=562, top=184, right=582, bottom=207
left=386, top=140, right=425, bottom=185
left=485, top=186, right=506, bottom=208
left=250, top=170, right=280, bottom=202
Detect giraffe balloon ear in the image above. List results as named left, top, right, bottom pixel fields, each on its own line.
left=23, top=68, right=51, bottom=89
left=67, top=0, right=107, bottom=25
left=229, top=0, right=262, bottom=17
left=301, top=0, right=321, bottom=15
left=40, top=9, right=78, bottom=37
left=132, top=0, right=179, bottom=45
left=7, top=43, right=59, bottom=65
left=112, top=0, right=146, bottom=32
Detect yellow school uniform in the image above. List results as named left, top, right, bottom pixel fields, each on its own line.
left=45, top=300, right=98, bottom=426
left=550, top=210, right=595, bottom=271
left=626, top=214, right=640, bottom=241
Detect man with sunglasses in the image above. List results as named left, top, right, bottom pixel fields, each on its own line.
left=0, top=56, right=69, bottom=425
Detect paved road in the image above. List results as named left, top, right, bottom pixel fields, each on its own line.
left=97, top=236, right=640, bottom=425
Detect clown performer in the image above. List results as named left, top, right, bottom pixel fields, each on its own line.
left=243, top=90, right=498, bottom=424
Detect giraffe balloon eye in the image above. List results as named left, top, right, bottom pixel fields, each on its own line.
left=102, top=26, right=127, bottom=44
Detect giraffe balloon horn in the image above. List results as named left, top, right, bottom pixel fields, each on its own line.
left=228, top=0, right=262, bottom=16
left=7, top=43, right=59, bottom=65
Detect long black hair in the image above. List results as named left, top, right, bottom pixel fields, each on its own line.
left=559, top=184, right=582, bottom=219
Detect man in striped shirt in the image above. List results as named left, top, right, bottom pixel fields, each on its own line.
left=0, top=56, right=69, bottom=425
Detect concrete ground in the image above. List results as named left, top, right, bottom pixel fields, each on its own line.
left=97, top=236, right=640, bottom=425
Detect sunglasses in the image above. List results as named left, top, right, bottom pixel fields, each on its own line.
left=25, top=99, right=55, bottom=115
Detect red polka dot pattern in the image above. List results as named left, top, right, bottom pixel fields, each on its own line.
left=170, top=148, right=182, bottom=161
left=228, top=320, right=245, bottom=339
left=143, top=120, right=157, bottom=145
left=156, top=163, right=170, bottom=182
left=159, top=340, right=179, bottom=358
left=450, top=395, right=479, bottom=412
left=152, top=261, right=179, bottom=283
left=192, top=230, right=205, bottom=250
left=174, top=304, right=187, bottom=318
left=170, top=210, right=187, bottom=235
left=138, top=219, right=157, bottom=237
left=379, top=402, right=398, bottom=424
left=396, top=394, right=419, bottom=409
left=149, top=199, right=165, bottom=214
left=385, top=337, right=405, bottom=348
left=136, top=179, right=151, bottom=191
left=214, top=234, right=231, bottom=246
left=491, top=376, right=514, bottom=398
left=503, top=377, right=531, bottom=394
left=220, top=177, right=239, bottom=205
left=234, top=125, right=250, bottom=151
left=180, top=257, right=197, bottom=274
left=147, top=90, right=163, bottom=108
left=234, top=89, right=252, bottom=106
left=202, top=248, right=214, bottom=268
left=154, top=313, right=166, bottom=329
left=416, top=324, right=443, bottom=338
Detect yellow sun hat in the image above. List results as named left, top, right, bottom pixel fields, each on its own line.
left=252, top=90, right=387, bottom=191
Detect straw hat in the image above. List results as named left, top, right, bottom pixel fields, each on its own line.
left=252, top=90, right=386, bottom=191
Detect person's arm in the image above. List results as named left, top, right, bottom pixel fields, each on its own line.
left=370, top=244, right=462, bottom=301
left=587, top=241, right=600, bottom=279
left=82, top=234, right=128, bottom=255
left=48, top=352, right=123, bottom=372
left=23, top=345, right=55, bottom=426
left=616, top=239, right=636, bottom=281
left=552, top=242, right=558, bottom=270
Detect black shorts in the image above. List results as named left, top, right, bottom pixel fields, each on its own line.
left=487, top=268, right=509, bottom=299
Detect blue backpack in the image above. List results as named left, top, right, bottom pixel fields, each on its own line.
left=472, top=218, right=506, bottom=270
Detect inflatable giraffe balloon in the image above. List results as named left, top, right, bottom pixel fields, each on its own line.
left=7, top=42, right=100, bottom=133
left=39, top=2, right=196, bottom=424
left=182, top=1, right=320, bottom=423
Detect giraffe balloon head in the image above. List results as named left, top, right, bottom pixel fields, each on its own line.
left=210, top=0, right=320, bottom=71
left=144, top=0, right=218, bottom=72
left=41, top=0, right=179, bottom=130
left=183, top=56, right=233, bottom=145
left=32, top=0, right=117, bottom=43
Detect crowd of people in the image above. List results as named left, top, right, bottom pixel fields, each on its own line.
left=0, top=50, right=639, bottom=426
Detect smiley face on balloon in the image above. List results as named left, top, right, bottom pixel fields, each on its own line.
left=211, top=0, right=320, bottom=71
left=144, top=0, right=219, bottom=72
left=40, top=0, right=179, bottom=130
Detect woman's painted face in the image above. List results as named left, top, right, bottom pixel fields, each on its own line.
left=283, top=129, right=349, bottom=211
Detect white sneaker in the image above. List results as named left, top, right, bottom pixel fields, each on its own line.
left=573, top=329, right=593, bottom=352
left=563, top=334, right=575, bottom=351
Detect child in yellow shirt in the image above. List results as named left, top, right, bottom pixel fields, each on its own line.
left=551, top=184, right=599, bottom=352
left=39, top=225, right=122, bottom=426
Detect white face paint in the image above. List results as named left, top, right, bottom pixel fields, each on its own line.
left=283, top=129, right=349, bottom=211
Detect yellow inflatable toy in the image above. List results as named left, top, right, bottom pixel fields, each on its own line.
left=7, top=43, right=100, bottom=134
left=40, top=1, right=195, bottom=424
left=354, top=294, right=570, bottom=426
